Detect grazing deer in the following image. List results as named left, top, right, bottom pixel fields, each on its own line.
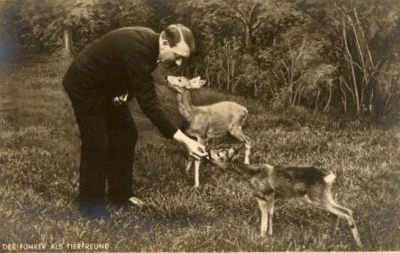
left=166, top=76, right=251, bottom=187
left=208, top=144, right=363, bottom=248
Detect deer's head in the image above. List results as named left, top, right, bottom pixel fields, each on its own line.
left=208, top=143, right=244, bottom=168
left=166, top=76, right=206, bottom=93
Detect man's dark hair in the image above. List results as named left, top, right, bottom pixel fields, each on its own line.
left=162, top=24, right=195, bottom=53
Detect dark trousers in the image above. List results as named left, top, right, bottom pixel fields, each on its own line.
left=63, top=76, right=137, bottom=205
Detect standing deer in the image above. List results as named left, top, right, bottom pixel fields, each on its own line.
left=208, top=144, right=363, bottom=248
left=166, top=76, right=251, bottom=187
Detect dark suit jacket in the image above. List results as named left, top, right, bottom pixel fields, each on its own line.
left=63, top=27, right=178, bottom=138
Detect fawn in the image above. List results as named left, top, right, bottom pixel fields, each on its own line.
left=166, top=76, right=251, bottom=187
left=208, top=144, right=363, bottom=248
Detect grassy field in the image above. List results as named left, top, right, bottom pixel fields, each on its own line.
left=0, top=58, right=399, bottom=252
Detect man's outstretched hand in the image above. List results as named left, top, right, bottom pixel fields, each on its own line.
left=186, top=138, right=208, bottom=160
left=173, top=130, right=208, bottom=160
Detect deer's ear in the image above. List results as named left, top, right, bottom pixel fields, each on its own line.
left=228, top=144, right=242, bottom=161
left=228, top=146, right=238, bottom=161
left=198, top=79, right=207, bottom=87
left=189, top=76, right=206, bottom=89
left=190, top=76, right=201, bottom=82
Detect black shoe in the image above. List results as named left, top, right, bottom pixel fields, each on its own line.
left=78, top=200, right=109, bottom=220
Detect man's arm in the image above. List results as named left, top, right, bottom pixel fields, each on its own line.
left=135, top=77, right=207, bottom=159
left=135, top=76, right=178, bottom=138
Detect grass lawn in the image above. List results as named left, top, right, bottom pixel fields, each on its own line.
left=0, top=58, right=399, bottom=251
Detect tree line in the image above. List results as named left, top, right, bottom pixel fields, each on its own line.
left=1, top=0, right=399, bottom=122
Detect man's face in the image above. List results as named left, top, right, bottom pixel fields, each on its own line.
left=159, top=39, right=190, bottom=69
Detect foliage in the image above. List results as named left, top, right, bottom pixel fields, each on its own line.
left=90, top=0, right=155, bottom=34
left=1, top=0, right=399, bottom=120
left=374, top=57, right=400, bottom=122
left=1, top=0, right=91, bottom=53
left=322, top=0, right=400, bottom=118
left=0, top=0, right=155, bottom=54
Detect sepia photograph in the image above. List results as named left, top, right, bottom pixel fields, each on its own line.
left=0, top=0, right=399, bottom=251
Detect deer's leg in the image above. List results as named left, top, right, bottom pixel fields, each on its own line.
left=243, top=134, right=251, bottom=165
left=193, top=137, right=204, bottom=188
left=194, top=159, right=201, bottom=188
left=186, top=156, right=193, bottom=172
left=309, top=194, right=362, bottom=248
left=267, top=197, right=275, bottom=236
left=256, top=197, right=269, bottom=238
left=328, top=202, right=362, bottom=248
left=307, top=185, right=342, bottom=236
left=230, top=127, right=251, bottom=165
left=331, top=215, right=340, bottom=235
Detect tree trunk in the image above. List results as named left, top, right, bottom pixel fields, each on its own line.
left=253, top=82, right=258, bottom=98
left=314, top=89, right=321, bottom=113
left=373, top=79, right=385, bottom=117
left=340, top=79, right=348, bottom=114
left=323, top=80, right=333, bottom=112
left=342, top=20, right=360, bottom=113
left=63, top=26, right=73, bottom=58
left=245, top=26, right=251, bottom=48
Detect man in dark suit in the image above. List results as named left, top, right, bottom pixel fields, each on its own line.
left=62, top=24, right=207, bottom=218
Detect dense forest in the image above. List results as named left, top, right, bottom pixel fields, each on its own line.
left=1, top=0, right=399, bottom=121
